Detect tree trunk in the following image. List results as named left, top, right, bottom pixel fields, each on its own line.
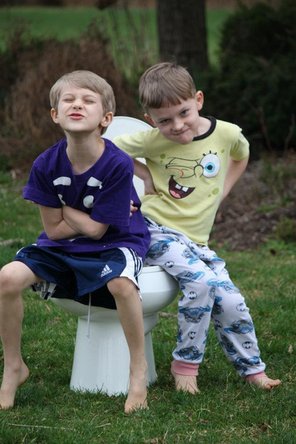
left=156, top=0, right=209, bottom=75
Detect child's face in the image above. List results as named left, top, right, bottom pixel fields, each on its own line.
left=145, top=92, right=204, bottom=144
left=51, top=85, right=112, bottom=135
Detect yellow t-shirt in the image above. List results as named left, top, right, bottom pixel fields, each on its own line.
left=114, top=117, right=249, bottom=245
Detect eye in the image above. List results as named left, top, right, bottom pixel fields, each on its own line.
left=200, top=153, right=220, bottom=177
left=159, top=119, right=169, bottom=125
left=84, top=97, right=96, bottom=104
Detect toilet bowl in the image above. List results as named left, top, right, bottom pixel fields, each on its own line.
left=51, top=116, right=179, bottom=395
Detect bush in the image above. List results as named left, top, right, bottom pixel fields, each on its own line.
left=202, top=0, right=296, bottom=158
left=275, top=217, right=296, bottom=243
left=0, top=22, right=139, bottom=172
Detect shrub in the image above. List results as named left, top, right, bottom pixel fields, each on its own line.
left=0, top=22, right=139, bottom=172
left=275, top=217, right=296, bottom=243
left=202, top=0, right=296, bottom=158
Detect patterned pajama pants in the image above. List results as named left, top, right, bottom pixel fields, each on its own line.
left=145, top=218, right=266, bottom=377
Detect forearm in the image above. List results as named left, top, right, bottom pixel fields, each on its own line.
left=134, top=159, right=156, bottom=195
left=39, top=205, right=79, bottom=240
left=49, top=220, right=79, bottom=240
left=222, top=156, right=249, bottom=201
left=63, top=206, right=108, bottom=240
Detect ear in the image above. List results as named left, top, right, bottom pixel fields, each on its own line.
left=99, top=111, right=113, bottom=130
left=50, top=108, right=59, bottom=124
left=144, top=113, right=156, bottom=127
left=195, top=91, right=204, bottom=111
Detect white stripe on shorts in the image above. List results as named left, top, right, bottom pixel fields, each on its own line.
left=118, top=247, right=143, bottom=298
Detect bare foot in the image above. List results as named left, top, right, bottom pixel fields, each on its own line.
left=0, top=361, right=29, bottom=410
left=124, top=367, right=148, bottom=414
left=171, top=369, right=200, bottom=394
left=246, top=372, right=281, bottom=390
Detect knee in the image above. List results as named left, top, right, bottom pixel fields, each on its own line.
left=0, top=267, right=17, bottom=295
left=107, top=277, right=135, bottom=300
left=0, top=264, right=26, bottom=296
left=214, top=291, right=249, bottom=319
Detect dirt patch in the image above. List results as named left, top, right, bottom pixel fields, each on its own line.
left=210, top=154, right=296, bottom=250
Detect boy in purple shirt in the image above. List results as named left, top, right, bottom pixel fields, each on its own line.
left=0, top=70, right=150, bottom=413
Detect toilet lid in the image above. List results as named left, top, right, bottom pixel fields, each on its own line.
left=104, top=116, right=152, bottom=197
left=104, top=116, right=152, bottom=140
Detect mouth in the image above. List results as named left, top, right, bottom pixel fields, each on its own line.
left=169, top=177, right=195, bottom=199
left=172, top=130, right=185, bottom=136
left=172, top=127, right=189, bottom=136
left=69, top=113, right=84, bottom=119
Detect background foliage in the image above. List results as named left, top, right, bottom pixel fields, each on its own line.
left=0, top=22, right=139, bottom=171
left=202, top=0, right=296, bottom=158
left=0, top=1, right=295, bottom=171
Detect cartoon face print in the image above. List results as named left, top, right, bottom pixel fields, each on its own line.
left=165, top=151, right=220, bottom=199
left=53, top=175, right=103, bottom=209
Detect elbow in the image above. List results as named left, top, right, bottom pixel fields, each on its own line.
left=88, top=231, right=103, bottom=240
left=86, top=227, right=103, bottom=240
left=43, top=225, right=65, bottom=241
left=87, top=224, right=108, bottom=240
left=45, top=230, right=61, bottom=241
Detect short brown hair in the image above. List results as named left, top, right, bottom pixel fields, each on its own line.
left=139, top=62, right=196, bottom=111
left=49, top=70, right=116, bottom=115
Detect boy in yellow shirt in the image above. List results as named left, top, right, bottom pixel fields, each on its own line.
left=115, top=62, right=281, bottom=393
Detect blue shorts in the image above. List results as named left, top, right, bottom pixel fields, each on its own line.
left=15, top=245, right=143, bottom=309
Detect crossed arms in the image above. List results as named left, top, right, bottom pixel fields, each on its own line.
left=38, top=205, right=109, bottom=241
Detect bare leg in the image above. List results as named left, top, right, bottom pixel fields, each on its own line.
left=246, top=372, right=281, bottom=390
left=108, top=278, right=147, bottom=413
left=0, top=262, right=38, bottom=409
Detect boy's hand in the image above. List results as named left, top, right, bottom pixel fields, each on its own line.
left=130, top=200, right=139, bottom=216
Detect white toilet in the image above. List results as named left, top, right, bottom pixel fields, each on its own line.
left=51, top=116, right=179, bottom=395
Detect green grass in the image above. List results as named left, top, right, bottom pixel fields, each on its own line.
left=0, top=174, right=295, bottom=443
left=0, top=6, right=233, bottom=69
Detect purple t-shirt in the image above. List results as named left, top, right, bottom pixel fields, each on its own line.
left=23, top=138, right=150, bottom=259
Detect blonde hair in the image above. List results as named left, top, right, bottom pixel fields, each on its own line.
left=49, top=70, right=116, bottom=115
left=139, top=62, right=196, bottom=111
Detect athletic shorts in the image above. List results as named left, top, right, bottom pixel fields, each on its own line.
left=14, top=245, right=143, bottom=309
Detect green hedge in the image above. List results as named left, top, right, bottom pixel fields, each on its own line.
left=201, top=0, right=296, bottom=158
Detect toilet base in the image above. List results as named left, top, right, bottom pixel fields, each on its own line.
left=70, top=315, right=158, bottom=395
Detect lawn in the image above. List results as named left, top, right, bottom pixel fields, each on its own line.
left=0, top=6, right=233, bottom=70
left=0, top=174, right=295, bottom=443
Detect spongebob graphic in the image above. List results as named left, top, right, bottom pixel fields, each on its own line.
left=165, top=151, right=220, bottom=199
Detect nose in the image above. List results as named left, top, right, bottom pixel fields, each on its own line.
left=73, top=100, right=83, bottom=109
left=172, top=118, right=183, bottom=132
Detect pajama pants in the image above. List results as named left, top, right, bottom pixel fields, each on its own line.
left=144, top=218, right=266, bottom=377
